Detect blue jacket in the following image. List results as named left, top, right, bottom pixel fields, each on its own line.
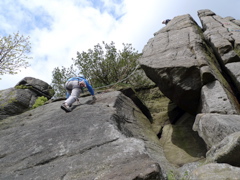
left=67, top=77, right=94, bottom=96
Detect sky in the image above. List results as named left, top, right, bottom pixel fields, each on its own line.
left=1, top=0, right=240, bottom=90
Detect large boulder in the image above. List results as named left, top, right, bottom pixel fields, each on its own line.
left=0, top=77, right=54, bottom=120
left=139, top=14, right=207, bottom=115
left=0, top=88, right=37, bottom=120
left=15, top=77, right=54, bottom=98
left=139, top=9, right=240, bottom=116
left=200, top=80, right=238, bottom=114
left=138, top=9, right=240, bottom=178
left=206, top=131, right=240, bottom=166
left=193, top=113, right=240, bottom=149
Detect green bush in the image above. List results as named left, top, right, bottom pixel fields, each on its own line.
left=73, top=41, right=142, bottom=87
left=32, top=96, right=48, bottom=109
left=51, top=41, right=146, bottom=98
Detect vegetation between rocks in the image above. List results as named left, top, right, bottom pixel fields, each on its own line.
left=32, top=96, right=48, bottom=109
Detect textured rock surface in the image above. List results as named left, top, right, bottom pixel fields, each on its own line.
left=136, top=87, right=171, bottom=134
left=159, top=113, right=206, bottom=167
left=0, top=91, right=173, bottom=179
left=139, top=10, right=240, bottom=116
left=139, top=14, right=207, bottom=115
left=138, top=9, right=240, bottom=178
left=189, top=163, right=240, bottom=180
left=15, top=77, right=54, bottom=98
left=206, top=131, right=240, bottom=166
left=198, top=9, right=240, bottom=61
left=200, top=80, right=238, bottom=114
left=0, top=88, right=38, bottom=120
left=198, top=9, right=240, bottom=97
left=193, top=113, right=240, bottom=149
left=2, top=9, right=240, bottom=179
left=0, top=77, right=54, bottom=120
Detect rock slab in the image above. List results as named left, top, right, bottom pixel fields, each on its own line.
left=0, top=91, right=172, bottom=180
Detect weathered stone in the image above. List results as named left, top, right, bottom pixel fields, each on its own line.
left=0, top=77, right=54, bottom=120
left=0, top=91, right=173, bottom=179
left=206, top=131, right=240, bottom=166
left=140, top=10, right=240, bottom=118
left=198, top=9, right=215, bottom=18
left=177, top=161, right=204, bottom=179
left=136, top=87, right=171, bottom=135
left=159, top=113, right=207, bottom=167
left=139, top=14, right=208, bottom=115
left=138, top=12, right=240, bottom=177
left=221, top=50, right=240, bottom=64
left=224, top=16, right=235, bottom=21
left=3, top=9, right=240, bottom=179
left=201, top=16, right=233, bottom=55
left=225, top=62, right=240, bottom=92
left=200, top=66, right=216, bottom=85
left=189, top=163, right=240, bottom=180
left=0, top=88, right=38, bottom=120
left=193, top=113, right=240, bottom=149
left=232, top=19, right=240, bottom=26
left=15, top=77, right=54, bottom=98
left=121, top=88, right=153, bottom=122
left=200, top=80, right=238, bottom=114
left=198, top=9, right=240, bottom=64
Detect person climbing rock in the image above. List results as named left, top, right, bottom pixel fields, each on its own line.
left=162, top=19, right=171, bottom=25
left=61, top=74, right=96, bottom=112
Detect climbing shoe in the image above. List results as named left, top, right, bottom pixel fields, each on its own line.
left=61, top=103, right=72, bottom=112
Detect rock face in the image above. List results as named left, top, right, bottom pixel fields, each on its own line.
left=0, top=91, right=174, bottom=179
left=15, top=77, right=54, bottom=99
left=139, top=9, right=240, bottom=178
left=193, top=113, right=240, bottom=149
left=1, top=9, right=240, bottom=179
left=139, top=11, right=240, bottom=115
left=206, top=132, right=240, bottom=166
left=139, top=14, right=206, bottom=115
left=0, top=77, right=54, bottom=120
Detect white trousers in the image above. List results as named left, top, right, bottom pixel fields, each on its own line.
left=64, top=81, right=81, bottom=106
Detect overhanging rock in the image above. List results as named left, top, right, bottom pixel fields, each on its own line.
left=139, top=10, right=240, bottom=116
left=139, top=14, right=208, bottom=115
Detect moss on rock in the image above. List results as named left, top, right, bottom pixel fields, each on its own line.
left=136, top=87, right=170, bottom=135
left=160, top=114, right=207, bottom=167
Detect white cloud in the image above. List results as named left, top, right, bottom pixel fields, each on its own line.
left=1, top=0, right=240, bottom=90
left=1, top=0, right=120, bottom=88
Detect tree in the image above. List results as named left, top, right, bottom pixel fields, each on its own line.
left=73, top=41, right=142, bottom=87
left=51, top=65, right=77, bottom=97
left=0, top=32, right=32, bottom=78
left=51, top=41, right=151, bottom=98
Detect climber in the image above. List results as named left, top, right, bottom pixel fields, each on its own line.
left=162, top=19, right=171, bottom=25
left=61, top=74, right=96, bottom=112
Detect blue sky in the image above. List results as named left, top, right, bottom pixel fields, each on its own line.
left=1, top=0, right=240, bottom=90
